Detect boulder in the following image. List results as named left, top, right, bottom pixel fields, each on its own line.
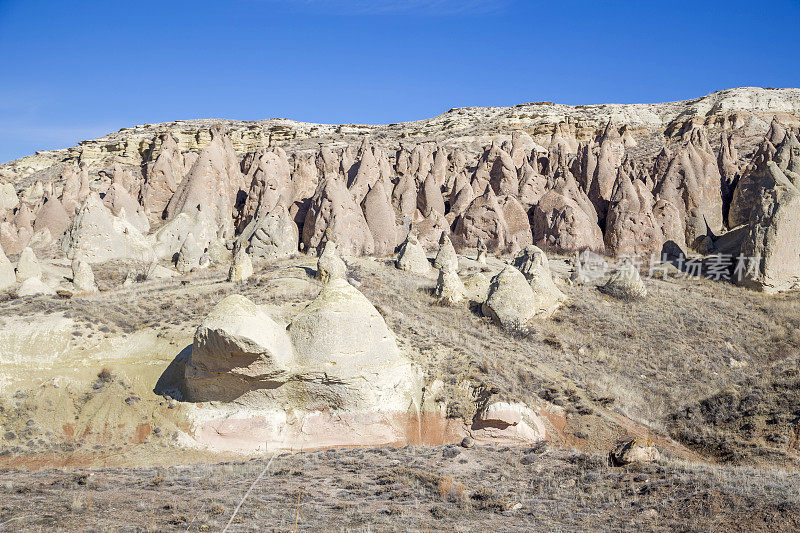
left=185, top=295, right=294, bottom=402
left=287, top=279, right=421, bottom=411
left=228, top=249, right=254, bottom=283
left=0, top=183, right=18, bottom=211
left=610, top=438, right=660, bottom=466
left=472, top=401, right=547, bottom=444
left=483, top=267, right=554, bottom=330
left=462, top=272, right=490, bottom=303
left=396, top=234, right=430, bottom=275
left=511, top=246, right=566, bottom=317
left=599, top=258, right=647, bottom=300
left=15, top=247, right=41, bottom=282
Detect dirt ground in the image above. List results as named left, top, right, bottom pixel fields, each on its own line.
left=1, top=251, right=800, bottom=530
left=1, top=444, right=799, bottom=532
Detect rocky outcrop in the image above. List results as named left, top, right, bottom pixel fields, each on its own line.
left=0, top=244, right=14, bottom=291
left=302, top=175, right=374, bottom=257
left=433, top=233, right=458, bottom=272
left=140, top=133, right=186, bottom=221
left=737, top=162, right=800, bottom=293
left=236, top=205, right=299, bottom=261
left=532, top=157, right=603, bottom=253
left=434, top=266, right=465, bottom=305
left=452, top=187, right=532, bottom=253
left=62, top=193, right=154, bottom=264
left=15, top=247, right=41, bottom=282
left=653, top=127, right=723, bottom=233
left=228, top=249, right=254, bottom=283
left=362, top=181, right=397, bottom=256
left=176, top=233, right=204, bottom=273
left=316, top=241, right=347, bottom=283
left=482, top=266, right=559, bottom=330
left=396, top=233, right=430, bottom=274
left=185, top=281, right=423, bottom=449
left=72, top=260, right=98, bottom=293
left=165, top=126, right=244, bottom=239
left=604, top=161, right=663, bottom=258
left=730, top=131, right=800, bottom=228
left=511, top=245, right=566, bottom=317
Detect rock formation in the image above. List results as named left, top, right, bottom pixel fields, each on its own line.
left=72, top=260, right=98, bottom=293
left=482, top=266, right=559, bottom=330
left=396, top=233, right=430, bottom=274
left=62, top=193, right=154, bottom=264
left=316, top=241, right=347, bottom=283
left=15, top=247, right=41, bottom=282
left=228, top=249, right=254, bottom=283
left=599, top=258, right=647, bottom=300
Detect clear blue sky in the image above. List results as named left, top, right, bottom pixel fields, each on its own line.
left=1, top=0, right=799, bottom=164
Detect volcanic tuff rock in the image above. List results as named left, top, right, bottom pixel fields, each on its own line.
left=3, top=87, right=800, bottom=294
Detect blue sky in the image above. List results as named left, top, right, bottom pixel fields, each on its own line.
left=1, top=0, right=799, bottom=164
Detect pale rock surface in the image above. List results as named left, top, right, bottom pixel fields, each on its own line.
left=604, top=161, right=663, bottom=258
left=15, top=247, right=41, bottom=282
left=610, top=438, right=660, bottom=465
left=472, top=401, right=546, bottom=444
left=532, top=159, right=604, bottom=253
left=0, top=183, right=18, bottom=211
left=511, top=246, right=566, bottom=318
left=228, top=249, right=254, bottom=283
left=570, top=249, right=609, bottom=284
left=165, top=126, right=244, bottom=239
left=462, top=272, right=490, bottom=302
left=737, top=161, right=800, bottom=293
left=483, top=266, right=552, bottom=330
left=62, top=193, right=154, bottom=264
left=33, top=196, right=70, bottom=238
left=396, top=233, right=431, bottom=274
left=433, top=233, right=458, bottom=272
left=140, top=132, right=186, bottom=221
left=185, top=295, right=294, bottom=402
left=599, top=258, right=648, bottom=300
left=316, top=241, right=347, bottom=283
left=236, top=205, right=298, bottom=261
left=72, top=260, right=98, bottom=293
left=435, top=267, right=465, bottom=305
left=302, top=175, right=374, bottom=256
left=151, top=208, right=216, bottom=261
left=15, top=277, right=55, bottom=298
left=362, top=181, right=397, bottom=256
left=0, top=243, right=15, bottom=291
left=176, top=233, right=204, bottom=273
left=653, top=127, right=723, bottom=233
left=287, top=279, right=422, bottom=412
